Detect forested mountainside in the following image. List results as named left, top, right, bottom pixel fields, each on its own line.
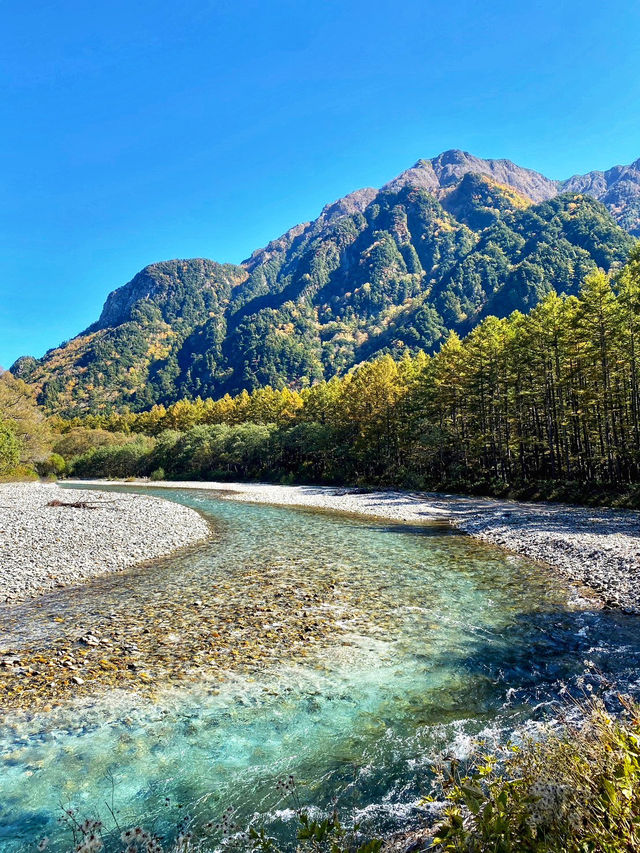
left=55, top=250, right=640, bottom=499
left=12, top=150, right=639, bottom=415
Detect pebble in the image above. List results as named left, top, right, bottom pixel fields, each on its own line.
left=0, top=483, right=211, bottom=603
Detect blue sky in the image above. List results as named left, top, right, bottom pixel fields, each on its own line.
left=1, top=0, right=640, bottom=367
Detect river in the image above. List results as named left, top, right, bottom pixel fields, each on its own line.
left=1, top=487, right=640, bottom=850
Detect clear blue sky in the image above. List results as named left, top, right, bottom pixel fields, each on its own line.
left=2, top=0, right=640, bottom=367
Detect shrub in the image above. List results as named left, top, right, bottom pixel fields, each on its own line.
left=37, top=452, right=66, bottom=477
left=53, top=427, right=130, bottom=459
left=430, top=693, right=640, bottom=852
left=70, top=437, right=155, bottom=479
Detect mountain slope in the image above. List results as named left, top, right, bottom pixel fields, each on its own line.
left=12, top=151, right=638, bottom=415
left=561, top=157, right=640, bottom=237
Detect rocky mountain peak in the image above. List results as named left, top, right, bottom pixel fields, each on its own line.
left=382, top=150, right=558, bottom=204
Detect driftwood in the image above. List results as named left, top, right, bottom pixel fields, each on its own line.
left=47, top=499, right=99, bottom=509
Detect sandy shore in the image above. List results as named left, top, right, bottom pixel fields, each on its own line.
left=0, top=482, right=211, bottom=602
left=72, top=479, right=640, bottom=613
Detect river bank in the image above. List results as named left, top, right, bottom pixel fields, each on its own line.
left=71, top=479, right=640, bottom=613
left=0, top=482, right=211, bottom=602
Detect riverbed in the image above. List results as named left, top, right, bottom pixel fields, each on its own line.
left=73, top=479, right=640, bottom=613
left=2, top=486, right=640, bottom=851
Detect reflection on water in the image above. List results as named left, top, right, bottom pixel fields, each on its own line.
left=1, top=487, right=640, bottom=851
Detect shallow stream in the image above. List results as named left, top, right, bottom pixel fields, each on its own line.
left=2, top=487, right=640, bottom=850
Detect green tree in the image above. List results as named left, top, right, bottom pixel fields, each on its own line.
left=0, top=418, right=20, bottom=475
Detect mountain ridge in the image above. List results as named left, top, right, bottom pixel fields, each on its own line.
left=12, top=150, right=640, bottom=414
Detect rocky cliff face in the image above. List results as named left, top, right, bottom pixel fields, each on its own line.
left=381, top=149, right=640, bottom=235
left=12, top=151, right=639, bottom=414
left=383, top=149, right=560, bottom=203
left=92, top=259, right=247, bottom=330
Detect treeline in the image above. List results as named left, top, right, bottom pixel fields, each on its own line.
left=47, top=248, right=640, bottom=499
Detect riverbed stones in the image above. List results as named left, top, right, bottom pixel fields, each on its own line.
left=0, top=482, right=211, bottom=602
left=0, top=534, right=413, bottom=713
left=84, top=479, right=640, bottom=614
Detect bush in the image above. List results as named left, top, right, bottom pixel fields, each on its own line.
left=430, top=693, right=640, bottom=852
left=53, top=427, right=130, bottom=459
left=150, top=467, right=165, bottom=481
left=37, top=452, right=66, bottom=477
left=70, top=437, right=155, bottom=479
left=151, top=423, right=278, bottom=481
left=0, top=464, right=38, bottom=482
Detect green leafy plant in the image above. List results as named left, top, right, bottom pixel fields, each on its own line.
left=0, top=417, right=20, bottom=475
left=295, top=810, right=383, bottom=852
left=430, top=692, right=640, bottom=852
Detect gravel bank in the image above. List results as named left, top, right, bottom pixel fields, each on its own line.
left=0, top=482, right=211, bottom=602
left=72, top=479, right=640, bottom=613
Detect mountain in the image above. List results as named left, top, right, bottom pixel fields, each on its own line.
left=12, top=151, right=639, bottom=415
left=380, top=150, right=640, bottom=237
left=561, top=158, right=640, bottom=237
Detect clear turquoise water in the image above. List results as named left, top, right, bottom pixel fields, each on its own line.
left=1, top=487, right=640, bottom=850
